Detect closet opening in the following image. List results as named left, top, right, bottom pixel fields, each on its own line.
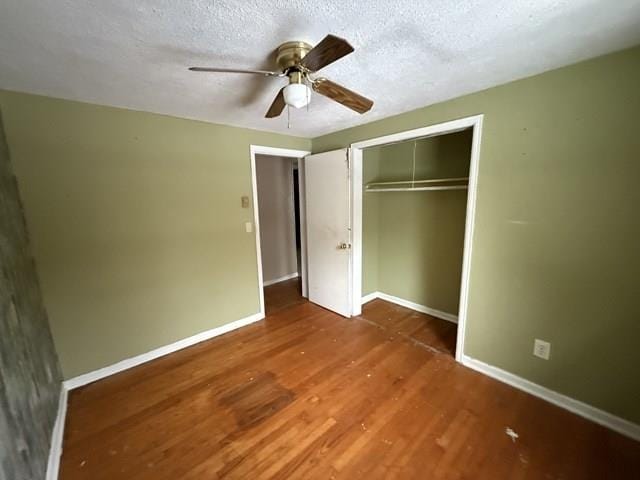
left=350, top=115, right=483, bottom=362
left=250, top=146, right=311, bottom=317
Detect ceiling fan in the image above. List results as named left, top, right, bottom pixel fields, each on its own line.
left=189, top=34, right=373, bottom=118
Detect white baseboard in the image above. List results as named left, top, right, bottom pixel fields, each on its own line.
left=461, top=355, right=640, bottom=442
left=46, top=385, right=68, bottom=480
left=361, top=291, right=458, bottom=324
left=63, top=311, right=264, bottom=390
left=360, top=292, right=379, bottom=304
left=263, top=272, right=299, bottom=287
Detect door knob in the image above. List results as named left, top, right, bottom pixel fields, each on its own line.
left=338, top=242, right=351, bottom=250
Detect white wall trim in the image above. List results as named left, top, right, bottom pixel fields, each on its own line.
left=348, top=147, right=362, bottom=318
left=462, top=355, right=640, bottom=442
left=263, top=272, right=299, bottom=287
left=360, top=291, right=379, bottom=305
left=349, top=147, right=362, bottom=317
left=63, top=311, right=264, bottom=390
left=298, top=157, right=309, bottom=298
left=361, top=291, right=458, bottom=324
left=250, top=146, right=311, bottom=158
left=455, top=115, right=483, bottom=363
left=376, top=292, right=458, bottom=324
left=350, top=116, right=482, bottom=150
left=250, top=145, right=311, bottom=313
left=45, top=385, right=67, bottom=480
left=349, top=114, right=484, bottom=364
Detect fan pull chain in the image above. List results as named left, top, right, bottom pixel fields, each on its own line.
left=287, top=105, right=291, bottom=129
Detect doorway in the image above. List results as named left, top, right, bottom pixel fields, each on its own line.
left=349, top=115, right=484, bottom=362
left=249, top=146, right=310, bottom=317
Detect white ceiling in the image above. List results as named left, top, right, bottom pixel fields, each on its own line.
left=1, top=1, right=640, bottom=138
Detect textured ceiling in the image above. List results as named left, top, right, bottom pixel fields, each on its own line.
left=1, top=1, right=640, bottom=137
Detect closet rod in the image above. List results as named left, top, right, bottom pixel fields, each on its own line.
left=366, top=176, right=469, bottom=188
left=366, top=185, right=468, bottom=192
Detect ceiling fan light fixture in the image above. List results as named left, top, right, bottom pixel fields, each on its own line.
left=283, top=83, right=311, bottom=109
left=189, top=34, right=373, bottom=118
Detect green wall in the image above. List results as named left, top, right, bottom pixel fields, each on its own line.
left=315, top=46, right=640, bottom=424
left=362, top=147, right=380, bottom=296
left=363, top=131, right=471, bottom=314
left=0, top=90, right=310, bottom=379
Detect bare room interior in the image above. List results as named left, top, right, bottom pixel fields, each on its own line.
left=1, top=1, right=640, bottom=479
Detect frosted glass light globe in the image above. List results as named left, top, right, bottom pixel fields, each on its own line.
left=283, top=83, right=311, bottom=109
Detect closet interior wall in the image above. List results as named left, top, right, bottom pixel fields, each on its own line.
left=362, top=129, right=473, bottom=316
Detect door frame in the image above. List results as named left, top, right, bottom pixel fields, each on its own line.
left=349, top=114, right=484, bottom=363
left=250, top=145, right=311, bottom=317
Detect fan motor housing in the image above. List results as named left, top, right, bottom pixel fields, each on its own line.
left=276, top=41, right=312, bottom=71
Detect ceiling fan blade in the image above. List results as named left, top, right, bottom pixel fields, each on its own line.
left=265, top=88, right=286, bottom=118
left=189, top=67, right=285, bottom=77
left=312, top=78, right=373, bottom=114
left=299, top=35, right=354, bottom=72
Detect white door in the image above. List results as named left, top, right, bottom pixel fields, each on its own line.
left=304, top=149, right=351, bottom=317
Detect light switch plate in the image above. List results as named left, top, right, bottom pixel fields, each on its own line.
left=533, top=339, right=551, bottom=360
left=241, top=196, right=250, bottom=208
left=245, top=222, right=253, bottom=233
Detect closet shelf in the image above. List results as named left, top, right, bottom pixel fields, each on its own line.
left=365, top=177, right=469, bottom=193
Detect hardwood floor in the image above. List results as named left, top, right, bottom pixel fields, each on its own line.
left=361, top=298, right=457, bottom=357
left=265, top=280, right=458, bottom=358
left=60, top=298, right=640, bottom=479
left=264, top=277, right=305, bottom=315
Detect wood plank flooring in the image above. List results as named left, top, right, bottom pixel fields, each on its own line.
left=360, top=298, right=457, bottom=357
left=264, top=277, right=305, bottom=315
left=60, top=293, right=640, bottom=479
